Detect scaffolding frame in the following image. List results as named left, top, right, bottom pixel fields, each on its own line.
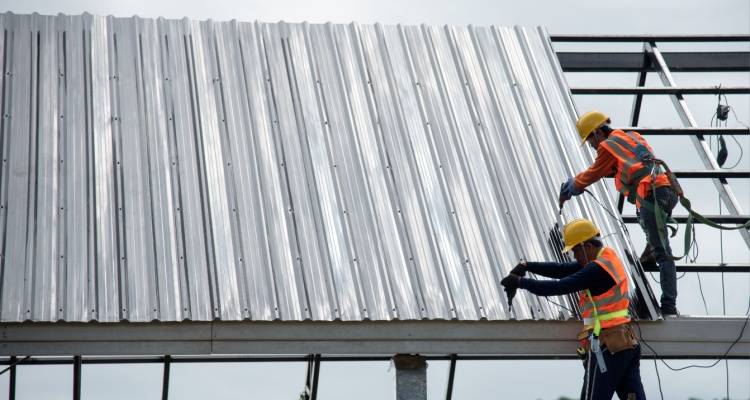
left=552, top=33, right=750, bottom=267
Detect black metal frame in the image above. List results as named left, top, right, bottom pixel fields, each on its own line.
left=161, top=355, right=171, bottom=400
left=8, top=356, right=16, bottom=400
left=556, top=52, right=750, bottom=73
left=301, top=354, right=321, bottom=400
left=570, top=87, right=750, bottom=95
left=554, top=34, right=750, bottom=274
left=73, top=356, right=82, bottom=400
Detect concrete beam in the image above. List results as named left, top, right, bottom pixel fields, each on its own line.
left=1, top=318, right=747, bottom=358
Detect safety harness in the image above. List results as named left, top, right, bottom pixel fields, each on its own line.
left=604, top=131, right=750, bottom=260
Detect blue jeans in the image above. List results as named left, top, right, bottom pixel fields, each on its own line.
left=637, top=186, right=679, bottom=314
left=580, top=344, right=646, bottom=400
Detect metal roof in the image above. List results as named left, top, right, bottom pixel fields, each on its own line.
left=0, top=13, right=659, bottom=323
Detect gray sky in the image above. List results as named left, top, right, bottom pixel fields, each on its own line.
left=0, top=0, right=748, bottom=399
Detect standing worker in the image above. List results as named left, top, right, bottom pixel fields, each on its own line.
left=558, top=111, right=679, bottom=316
left=501, top=219, right=645, bottom=400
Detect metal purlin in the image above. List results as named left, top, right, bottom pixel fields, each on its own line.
left=644, top=41, right=750, bottom=247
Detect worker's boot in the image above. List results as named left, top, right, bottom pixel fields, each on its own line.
left=639, top=245, right=657, bottom=269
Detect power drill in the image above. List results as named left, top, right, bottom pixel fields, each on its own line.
left=506, top=286, right=517, bottom=313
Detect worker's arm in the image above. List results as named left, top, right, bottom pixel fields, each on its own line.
left=524, top=261, right=582, bottom=279
left=518, top=262, right=615, bottom=297
left=574, top=146, right=617, bottom=190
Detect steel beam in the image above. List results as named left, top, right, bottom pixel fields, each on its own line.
left=617, top=127, right=750, bottom=136
left=550, top=34, right=750, bottom=42
left=644, top=41, right=750, bottom=246
left=73, top=356, right=82, bottom=400
left=1, top=319, right=748, bottom=358
left=301, top=354, right=321, bottom=400
left=8, top=356, right=16, bottom=400
left=570, top=86, right=750, bottom=95
left=0, top=352, right=745, bottom=363
left=445, top=354, right=457, bottom=400
left=557, top=52, right=750, bottom=72
left=643, top=263, right=750, bottom=273
left=393, top=354, right=427, bottom=400
left=671, top=170, right=750, bottom=179
left=621, top=215, right=750, bottom=224
left=161, top=355, right=171, bottom=400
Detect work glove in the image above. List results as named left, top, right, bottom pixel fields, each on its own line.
left=558, top=177, right=583, bottom=208
left=500, top=273, right=521, bottom=290
left=501, top=273, right=522, bottom=310
left=510, top=262, right=527, bottom=277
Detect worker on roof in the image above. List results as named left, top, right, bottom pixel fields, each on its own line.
left=501, top=218, right=645, bottom=400
left=559, top=111, right=678, bottom=317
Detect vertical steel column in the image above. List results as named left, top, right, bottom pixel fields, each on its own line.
left=645, top=41, right=750, bottom=247
left=72, top=356, right=82, bottom=400
left=444, top=354, right=457, bottom=400
left=161, top=355, right=171, bottom=400
left=620, top=46, right=653, bottom=213
left=393, top=354, right=427, bottom=400
left=300, top=354, right=321, bottom=400
left=8, top=356, right=16, bottom=400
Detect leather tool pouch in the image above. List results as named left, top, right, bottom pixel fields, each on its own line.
left=599, top=324, right=638, bottom=354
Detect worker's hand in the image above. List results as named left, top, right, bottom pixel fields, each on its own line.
left=558, top=177, right=583, bottom=208
left=510, top=262, right=527, bottom=277
left=500, top=273, right=521, bottom=290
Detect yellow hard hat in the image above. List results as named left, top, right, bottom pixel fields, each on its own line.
left=561, top=218, right=600, bottom=253
left=576, top=111, right=610, bottom=144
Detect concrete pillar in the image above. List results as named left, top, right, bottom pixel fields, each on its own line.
left=392, top=354, right=427, bottom=400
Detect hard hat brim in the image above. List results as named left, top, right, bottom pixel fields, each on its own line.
left=579, top=132, right=591, bottom=146
left=561, top=244, right=575, bottom=254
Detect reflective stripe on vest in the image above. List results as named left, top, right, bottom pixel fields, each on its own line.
left=599, top=130, right=670, bottom=205
left=578, top=247, right=631, bottom=335
left=600, top=131, right=654, bottom=200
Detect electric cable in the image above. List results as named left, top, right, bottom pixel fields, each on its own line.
left=695, top=273, right=710, bottom=315
left=714, top=94, right=746, bottom=169
left=544, top=298, right=575, bottom=314
left=652, top=358, right=665, bottom=400
left=633, top=299, right=750, bottom=372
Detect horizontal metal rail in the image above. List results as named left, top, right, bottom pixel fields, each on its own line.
left=622, top=215, right=750, bottom=224
left=557, top=52, right=750, bottom=72
left=643, top=263, right=750, bottom=273
left=617, top=127, right=750, bottom=136
left=570, top=87, right=750, bottom=95
left=1, top=317, right=748, bottom=359
left=672, top=170, right=750, bottom=179
left=550, top=34, right=750, bottom=42
left=0, top=352, right=744, bottom=363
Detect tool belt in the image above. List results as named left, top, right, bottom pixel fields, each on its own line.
left=577, top=323, right=638, bottom=355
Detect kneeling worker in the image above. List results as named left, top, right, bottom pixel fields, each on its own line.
left=501, top=218, right=645, bottom=400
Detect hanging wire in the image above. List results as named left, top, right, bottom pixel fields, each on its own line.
left=633, top=299, right=750, bottom=371
left=652, top=358, right=665, bottom=400
left=695, top=273, right=710, bottom=315
left=716, top=94, right=746, bottom=169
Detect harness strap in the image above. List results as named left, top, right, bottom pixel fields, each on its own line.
left=585, top=289, right=630, bottom=336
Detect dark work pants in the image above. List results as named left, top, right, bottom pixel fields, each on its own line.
left=637, top=186, right=679, bottom=314
left=580, top=344, right=646, bottom=400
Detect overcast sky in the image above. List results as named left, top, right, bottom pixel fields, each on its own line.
left=0, top=0, right=748, bottom=399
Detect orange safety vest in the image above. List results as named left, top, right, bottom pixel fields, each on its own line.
left=579, top=247, right=631, bottom=336
left=599, top=130, right=671, bottom=207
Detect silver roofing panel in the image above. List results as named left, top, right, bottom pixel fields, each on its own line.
left=0, top=13, right=659, bottom=322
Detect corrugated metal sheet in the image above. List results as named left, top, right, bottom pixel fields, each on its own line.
left=0, top=13, right=658, bottom=322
